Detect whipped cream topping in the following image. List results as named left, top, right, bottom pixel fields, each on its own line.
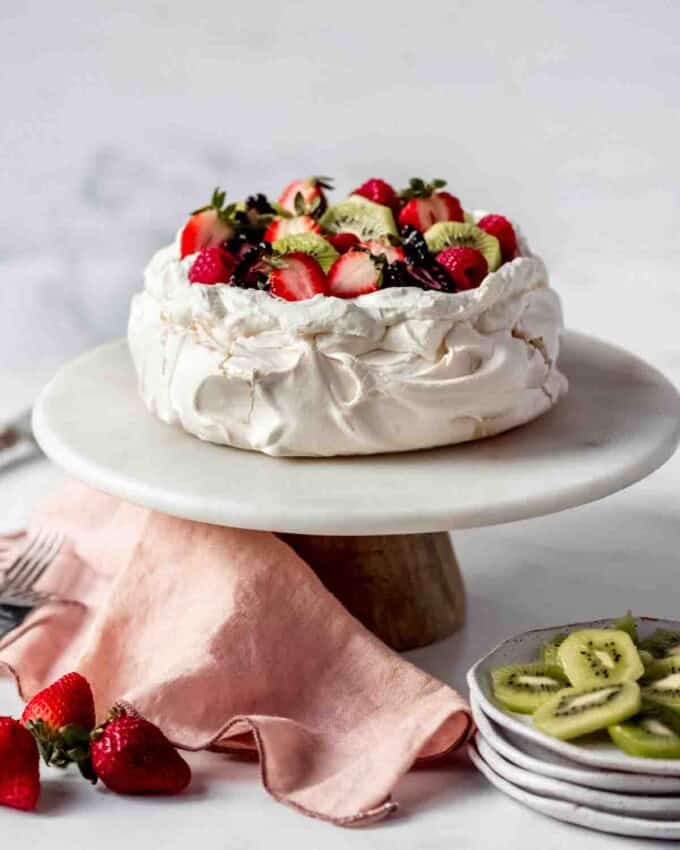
left=128, top=215, right=567, bottom=456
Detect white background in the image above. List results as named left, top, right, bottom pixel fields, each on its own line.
left=2, top=1, right=680, bottom=847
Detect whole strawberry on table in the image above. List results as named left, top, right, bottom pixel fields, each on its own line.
left=179, top=175, right=520, bottom=301
left=0, top=671, right=191, bottom=812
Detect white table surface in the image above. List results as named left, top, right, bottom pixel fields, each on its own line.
left=2, top=366, right=680, bottom=849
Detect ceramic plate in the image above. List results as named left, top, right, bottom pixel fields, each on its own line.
left=467, top=617, right=680, bottom=776
left=475, top=734, right=680, bottom=820
left=468, top=739, right=680, bottom=840
left=471, top=695, right=680, bottom=794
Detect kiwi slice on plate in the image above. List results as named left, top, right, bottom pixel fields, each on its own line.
left=491, top=663, right=568, bottom=714
left=540, top=633, right=567, bottom=668
left=558, top=628, right=644, bottom=688
left=424, top=222, right=501, bottom=272
left=643, top=655, right=680, bottom=682
left=533, top=681, right=641, bottom=740
left=272, top=232, right=339, bottom=272
left=609, top=703, right=680, bottom=758
left=612, top=610, right=639, bottom=644
left=320, top=195, right=398, bottom=241
left=640, top=628, right=680, bottom=659
left=642, top=669, right=680, bottom=709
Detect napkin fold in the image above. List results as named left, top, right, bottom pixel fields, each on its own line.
left=0, top=481, right=471, bottom=825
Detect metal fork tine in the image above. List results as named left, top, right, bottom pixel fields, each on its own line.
left=9, top=532, right=63, bottom=593
left=2, top=532, right=47, bottom=582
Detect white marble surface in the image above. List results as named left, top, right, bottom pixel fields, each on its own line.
left=2, top=0, right=680, bottom=846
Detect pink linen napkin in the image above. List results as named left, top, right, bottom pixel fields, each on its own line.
left=0, top=480, right=472, bottom=826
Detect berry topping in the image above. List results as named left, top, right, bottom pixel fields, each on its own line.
left=327, top=250, right=383, bottom=298
left=180, top=188, right=239, bottom=259
left=278, top=176, right=333, bottom=217
left=352, top=178, right=400, bottom=217
left=264, top=215, right=321, bottom=243
left=0, top=717, right=40, bottom=811
left=232, top=242, right=273, bottom=289
left=400, top=225, right=430, bottom=266
left=327, top=232, right=361, bottom=254
left=382, top=260, right=416, bottom=289
left=477, top=214, right=518, bottom=262
left=188, top=246, right=237, bottom=285
left=435, top=246, right=488, bottom=291
left=90, top=707, right=191, bottom=795
left=269, top=252, right=327, bottom=301
left=397, top=178, right=464, bottom=232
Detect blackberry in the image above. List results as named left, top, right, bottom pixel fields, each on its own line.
left=233, top=242, right=272, bottom=290
left=383, top=260, right=414, bottom=289
left=408, top=262, right=455, bottom=293
left=245, top=193, right=275, bottom=215
left=401, top=225, right=430, bottom=266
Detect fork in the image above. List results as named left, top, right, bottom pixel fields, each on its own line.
left=0, top=528, right=64, bottom=611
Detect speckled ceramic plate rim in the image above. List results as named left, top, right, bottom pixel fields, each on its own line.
left=470, top=693, right=680, bottom=794
left=467, top=616, right=680, bottom=776
left=468, top=739, right=680, bottom=840
left=474, top=733, right=680, bottom=818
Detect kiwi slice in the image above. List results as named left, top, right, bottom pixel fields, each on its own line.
left=558, top=628, right=644, bottom=688
left=609, top=704, right=680, bottom=759
left=491, top=663, right=568, bottom=714
left=642, top=669, right=680, bottom=709
left=612, top=611, right=639, bottom=645
left=272, top=232, right=339, bottom=272
left=320, top=196, right=398, bottom=241
left=644, top=655, right=680, bottom=682
left=540, top=633, right=567, bottom=668
left=640, top=628, right=680, bottom=659
left=424, top=222, right=501, bottom=271
left=533, top=681, right=641, bottom=740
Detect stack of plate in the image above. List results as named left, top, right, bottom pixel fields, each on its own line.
left=467, top=619, right=680, bottom=841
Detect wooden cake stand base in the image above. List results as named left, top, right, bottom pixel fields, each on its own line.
left=280, top=532, right=465, bottom=651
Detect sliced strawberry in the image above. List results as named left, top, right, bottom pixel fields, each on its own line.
left=327, top=232, right=360, bottom=254
left=278, top=177, right=333, bottom=217
left=264, top=215, right=321, bottom=242
left=397, top=178, right=464, bottom=232
left=180, top=188, right=238, bottom=259
left=352, top=178, right=400, bottom=217
left=270, top=252, right=327, bottom=301
left=477, top=214, right=518, bottom=262
left=327, top=250, right=382, bottom=298
left=362, top=240, right=405, bottom=263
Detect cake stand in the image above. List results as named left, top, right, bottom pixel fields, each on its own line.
left=32, top=331, right=680, bottom=651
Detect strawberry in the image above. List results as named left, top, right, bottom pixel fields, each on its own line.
left=188, top=246, right=237, bottom=285
left=352, top=178, right=400, bottom=217
left=264, top=215, right=321, bottom=242
left=362, top=240, right=405, bottom=263
left=398, top=178, right=464, bottom=232
left=270, top=252, right=327, bottom=301
left=477, top=214, right=518, bottom=262
left=0, top=717, right=40, bottom=811
left=22, top=671, right=96, bottom=779
left=180, top=188, right=239, bottom=259
left=327, top=250, right=382, bottom=298
left=278, top=176, right=333, bottom=217
left=435, top=247, right=488, bottom=291
left=90, top=707, right=191, bottom=795
left=327, top=232, right=360, bottom=254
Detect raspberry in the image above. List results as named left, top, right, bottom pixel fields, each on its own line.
left=188, top=246, right=236, bottom=285
left=435, top=247, right=488, bottom=292
left=477, top=214, right=517, bottom=262
left=352, top=179, right=400, bottom=216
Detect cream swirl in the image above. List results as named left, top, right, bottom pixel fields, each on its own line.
left=128, top=218, right=567, bottom=456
